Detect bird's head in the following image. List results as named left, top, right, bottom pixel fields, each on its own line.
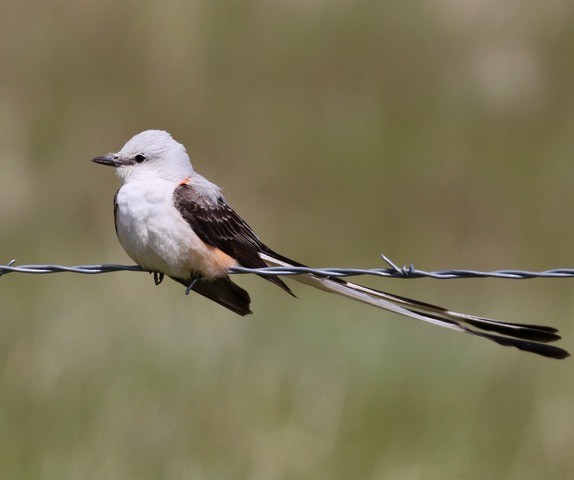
left=92, top=130, right=194, bottom=182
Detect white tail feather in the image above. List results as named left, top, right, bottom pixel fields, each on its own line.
left=258, top=252, right=569, bottom=359
left=259, top=252, right=462, bottom=332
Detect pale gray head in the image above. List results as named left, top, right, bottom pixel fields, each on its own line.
left=92, top=130, right=194, bottom=182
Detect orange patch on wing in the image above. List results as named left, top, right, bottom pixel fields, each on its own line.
left=178, top=177, right=191, bottom=186
left=208, top=245, right=237, bottom=271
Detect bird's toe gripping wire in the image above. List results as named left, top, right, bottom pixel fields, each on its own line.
left=153, top=271, right=164, bottom=285
left=185, top=277, right=200, bottom=295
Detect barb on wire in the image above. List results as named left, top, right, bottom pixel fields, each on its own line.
left=2, top=255, right=574, bottom=280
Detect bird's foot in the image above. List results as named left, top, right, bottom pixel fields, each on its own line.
left=153, top=271, right=164, bottom=285
left=185, top=277, right=200, bottom=295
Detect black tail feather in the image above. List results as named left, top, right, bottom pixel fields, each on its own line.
left=466, top=328, right=570, bottom=359
left=463, top=318, right=561, bottom=343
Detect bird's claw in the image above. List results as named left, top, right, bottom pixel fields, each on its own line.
left=185, top=277, right=199, bottom=295
left=153, top=271, right=164, bottom=285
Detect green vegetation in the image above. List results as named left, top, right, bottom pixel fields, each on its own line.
left=0, top=1, right=573, bottom=478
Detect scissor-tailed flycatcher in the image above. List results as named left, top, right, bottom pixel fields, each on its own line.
left=92, top=130, right=569, bottom=359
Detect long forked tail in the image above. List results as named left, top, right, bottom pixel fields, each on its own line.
left=259, top=252, right=570, bottom=359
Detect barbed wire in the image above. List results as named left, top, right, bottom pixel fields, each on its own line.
left=2, top=255, right=574, bottom=280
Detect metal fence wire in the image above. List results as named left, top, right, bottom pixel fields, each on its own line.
left=3, top=255, right=574, bottom=280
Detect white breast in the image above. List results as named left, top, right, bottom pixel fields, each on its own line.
left=115, top=178, right=235, bottom=279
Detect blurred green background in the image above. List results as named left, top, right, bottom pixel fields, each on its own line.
left=1, top=0, right=574, bottom=478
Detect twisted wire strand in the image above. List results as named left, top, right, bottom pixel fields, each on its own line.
left=2, top=256, right=574, bottom=280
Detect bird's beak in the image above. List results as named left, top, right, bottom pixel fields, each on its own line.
left=92, top=153, right=122, bottom=167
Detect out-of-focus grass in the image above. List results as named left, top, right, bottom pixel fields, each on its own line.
left=1, top=0, right=574, bottom=478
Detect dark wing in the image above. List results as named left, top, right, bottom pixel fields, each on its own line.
left=173, top=183, right=295, bottom=296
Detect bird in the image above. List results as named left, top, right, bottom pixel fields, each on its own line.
left=92, top=130, right=569, bottom=359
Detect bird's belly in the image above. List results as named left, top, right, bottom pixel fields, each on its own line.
left=115, top=184, right=235, bottom=279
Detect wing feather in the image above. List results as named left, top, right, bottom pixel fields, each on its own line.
left=173, top=183, right=294, bottom=295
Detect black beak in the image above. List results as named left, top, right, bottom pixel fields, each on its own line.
left=92, top=153, right=122, bottom=167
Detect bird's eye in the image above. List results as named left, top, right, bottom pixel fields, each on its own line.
left=134, top=154, right=146, bottom=163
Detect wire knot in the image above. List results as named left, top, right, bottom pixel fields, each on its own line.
left=380, top=254, right=417, bottom=278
